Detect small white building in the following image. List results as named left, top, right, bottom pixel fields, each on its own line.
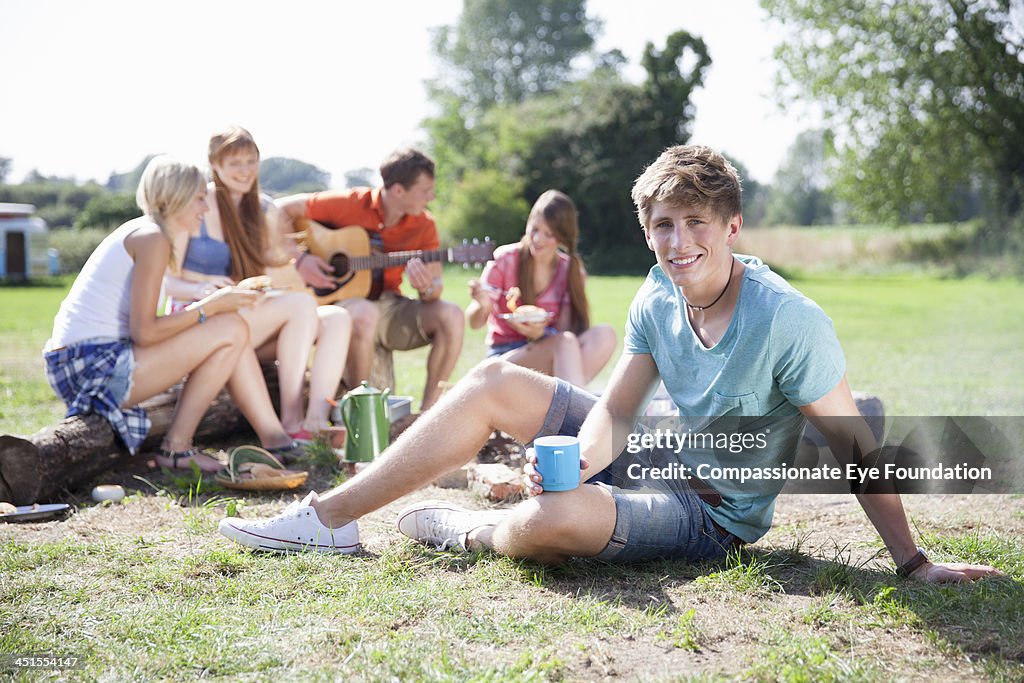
left=0, top=203, right=52, bottom=280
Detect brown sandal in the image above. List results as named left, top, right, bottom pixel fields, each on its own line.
left=214, top=446, right=308, bottom=491
left=156, top=447, right=223, bottom=474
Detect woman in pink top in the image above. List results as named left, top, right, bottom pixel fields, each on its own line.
left=466, top=190, right=616, bottom=387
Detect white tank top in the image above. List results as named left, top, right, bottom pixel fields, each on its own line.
left=47, top=219, right=155, bottom=349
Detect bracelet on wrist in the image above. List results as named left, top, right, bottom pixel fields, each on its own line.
left=896, top=547, right=929, bottom=577
left=186, top=302, right=207, bottom=324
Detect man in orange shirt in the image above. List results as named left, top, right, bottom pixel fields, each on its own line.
left=276, top=148, right=463, bottom=410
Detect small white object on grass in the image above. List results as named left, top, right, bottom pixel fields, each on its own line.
left=91, top=485, right=125, bottom=503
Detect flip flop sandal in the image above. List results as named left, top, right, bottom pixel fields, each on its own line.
left=157, top=447, right=224, bottom=473
left=215, top=446, right=308, bottom=492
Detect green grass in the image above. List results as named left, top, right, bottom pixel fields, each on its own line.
left=2, top=518, right=1020, bottom=680
left=795, top=274, right=1024, bottom=415
left=0, top=278, right=73, bottom=434
left=391, top=268, right=638, bottom=405
left=2, top=229, right=1023, bottom=679
left=5, top=265, right=1021, bottom=436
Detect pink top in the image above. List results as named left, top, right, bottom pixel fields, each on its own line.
left=481, top=244, right=575, bottom=347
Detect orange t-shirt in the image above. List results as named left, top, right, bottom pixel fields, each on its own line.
left=305, top=187, right=440, bottom=294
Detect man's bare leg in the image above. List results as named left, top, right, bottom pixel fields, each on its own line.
left=339, top=298, right=378, bottom=388
left=310, top=359, right=618, bottom=563
left=313, top=359, right=552, bottom=525
left=470, top=486, right=617, bottom=564
left=418, top=299, right=464, bottom=410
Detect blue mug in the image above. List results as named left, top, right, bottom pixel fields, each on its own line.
left=533, top=435, right=581, bottom=492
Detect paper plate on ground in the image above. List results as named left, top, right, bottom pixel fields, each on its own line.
left=0, top=503, right=72, bottom=523
left=215, top=446, right=308, bottom=492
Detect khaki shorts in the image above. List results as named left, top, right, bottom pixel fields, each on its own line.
left=338, top=291, right=431, bottom=351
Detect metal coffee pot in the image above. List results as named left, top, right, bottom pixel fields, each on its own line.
left=336, top=381, right=390, bottom=463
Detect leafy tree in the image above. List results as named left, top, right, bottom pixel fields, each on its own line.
left=765, top=129, right=836, bottom=226
left=431, top=0, right=600, bottom=113
left=0, top=157, right=11, bottom=184
left=430, top=30, right=711, bottom=272
left=424, top=0, right=715, bottom=271
left=23, top=170, right=79, bottom=185
left=74, top=192, right=140, bottom=230
left=726, top=156, right=769, bottom=228
left=763, top=0, right=1024, bottom=227
left=259, top=157, right=330, bottom=195
left=436, top=168, right=530, bottom=246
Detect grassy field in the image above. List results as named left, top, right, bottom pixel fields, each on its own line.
left=4, top=265, right=1022, bottom=436
left=2, top=246, right=1023, bottom=680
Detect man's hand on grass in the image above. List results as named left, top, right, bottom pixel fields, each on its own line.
left=911, top=561, right=1004, bottom=583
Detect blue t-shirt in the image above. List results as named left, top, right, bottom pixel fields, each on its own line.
left=624, top=255, right=846, bottom=541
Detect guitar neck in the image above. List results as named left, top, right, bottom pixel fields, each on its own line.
left=349, top=249, right=450, bottom=272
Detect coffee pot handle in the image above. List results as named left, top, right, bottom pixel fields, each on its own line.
left=340, top=396, right=355, bottom=441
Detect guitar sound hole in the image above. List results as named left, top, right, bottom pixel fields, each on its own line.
left=312, top=253, right=353, bottom=297
left=329, top=254, right=350, bottom=277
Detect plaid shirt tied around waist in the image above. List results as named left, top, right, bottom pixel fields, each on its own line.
left=44, top=339, right=150, bottom=453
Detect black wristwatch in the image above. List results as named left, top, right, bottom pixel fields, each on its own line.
left=896, top=547, right=929, bottom=577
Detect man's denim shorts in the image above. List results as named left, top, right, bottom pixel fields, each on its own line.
left=531, top=378, right=740, bottom=563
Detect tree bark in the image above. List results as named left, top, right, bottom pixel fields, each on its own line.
left=0, top=386, right=253, bottom=505
left=0, top=348, right=398, bottom=505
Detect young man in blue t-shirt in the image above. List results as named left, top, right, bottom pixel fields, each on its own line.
left=220, top=145, right=999, bottom=583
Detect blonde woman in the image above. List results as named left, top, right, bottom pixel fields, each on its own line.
left=165, top=126, right=351, bottom=439
left=44, top=156, right=287, bottom=472
left=466, top=190, right=617, bottom=387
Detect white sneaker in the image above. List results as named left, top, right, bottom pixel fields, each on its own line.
left=395, top=500, right=506, bottom=551
left=219, top=491, right=359, bottom=554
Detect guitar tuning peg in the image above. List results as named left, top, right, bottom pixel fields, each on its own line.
left=463, top=263, right=470, bottom=270
left=473, top=238, right=479, bottom=245
left=462, top=238, right=468, bottom=245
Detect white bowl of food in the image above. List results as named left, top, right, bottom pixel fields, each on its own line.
left=501, top=305, right=551, bottom=324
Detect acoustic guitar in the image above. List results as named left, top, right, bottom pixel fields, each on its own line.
left=268, top=218, right=495, bottom=305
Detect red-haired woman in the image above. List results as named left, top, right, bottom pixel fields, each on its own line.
left=165, top=126, right=350, bottom=439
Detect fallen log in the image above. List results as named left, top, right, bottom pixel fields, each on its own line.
left=1, top=353, right=881, bottom=506
left=0, top=347, right=398, bottom=505
left=0, top=385, right=251, bottom=505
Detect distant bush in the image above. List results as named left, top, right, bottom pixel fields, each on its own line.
left=74, top=193, right=140, bottom=230
left=49, top=227, right=112, bottom=273
left=0, top=182, right=105, bottom=228
left=34, top=204, right=80, bottom=229
left=260, top=157, right=330, bottom=195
